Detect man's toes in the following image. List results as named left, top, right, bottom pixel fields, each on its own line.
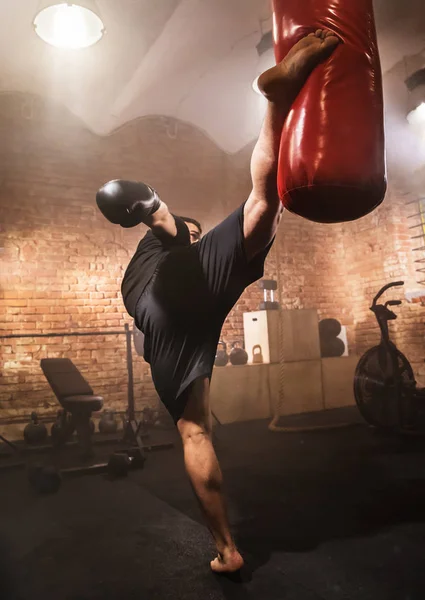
left=324, top=30, right=338, bottom=40
left=324, top=33, right=340, bottom=48
left=315, top=29, right=323, bottom=38
left=308, top=32, right=316, bottom=37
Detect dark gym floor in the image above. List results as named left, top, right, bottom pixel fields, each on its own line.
left=1, top=407, right=425, bottom=600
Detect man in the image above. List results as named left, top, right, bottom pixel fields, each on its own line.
left=96, top=30, right=339, bottom=573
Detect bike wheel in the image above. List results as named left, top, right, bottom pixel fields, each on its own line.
left=354, top=344, right=415, bottom=428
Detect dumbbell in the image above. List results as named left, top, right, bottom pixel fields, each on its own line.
left=28, top=462, right=106, bottom=494
left=258, top=280, right=279, bottom=310
left=28, top=447, right=146, bottom=493
left=107, top=448, right=145, bottom=478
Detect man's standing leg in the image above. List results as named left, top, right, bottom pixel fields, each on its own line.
left=176, top=30, right=340, bottom=574
left=177, top=377, right=242, bottom=572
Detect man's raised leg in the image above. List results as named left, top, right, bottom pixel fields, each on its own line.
left=243, top=29, right=340, bottom=261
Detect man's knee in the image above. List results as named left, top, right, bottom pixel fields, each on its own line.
left=177, top=418, right=211, bottom=443
left=177, top=377, right=211, bottom=441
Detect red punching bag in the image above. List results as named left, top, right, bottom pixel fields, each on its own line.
left=273, top=0, right=386, bottom=223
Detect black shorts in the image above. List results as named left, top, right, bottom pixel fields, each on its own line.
left=135, top=203, right=272, bottom=423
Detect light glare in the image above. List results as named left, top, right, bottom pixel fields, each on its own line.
left=34, top=4, right=104, bottom=49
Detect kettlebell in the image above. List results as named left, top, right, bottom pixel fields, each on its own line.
left=152, top=411, right=161, bottom=427
left=252, top=344, right=264, bottom=364
left=99, top=410, right=118, bottom=434
left=215, top=341, right=229, bottom=367
left=50, top=409, right=65, bottom=442
left=142, top=407, right=157, bottom=427
left=24, top=412, right=48, bottom=445
left=108, top=453, right=132, bottom=478
left=229, top=342, right=248, bottom=366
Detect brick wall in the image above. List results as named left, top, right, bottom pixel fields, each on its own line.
left=0, top=92, right=248, bottom=419
left=2, top=91, right=425, bottom=426
left=0, top=92, right=282, bottom=421
left=341, top=185, right=425, bottom=384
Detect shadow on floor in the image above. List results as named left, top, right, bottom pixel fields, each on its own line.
left=140, top=420, right=425, bottom=594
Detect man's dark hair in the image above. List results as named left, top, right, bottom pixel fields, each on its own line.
left=180, top=216, right=202, bottom=234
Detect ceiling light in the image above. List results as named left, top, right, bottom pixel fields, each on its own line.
left=33, top=1, right=104, bottom=49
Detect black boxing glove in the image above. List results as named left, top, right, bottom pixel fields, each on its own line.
left=96, top=180, right=162, bottom=228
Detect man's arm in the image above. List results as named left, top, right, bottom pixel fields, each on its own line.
left=96, top=179, right=178, bottom=240
left=145, top=201, right=178, bottom=239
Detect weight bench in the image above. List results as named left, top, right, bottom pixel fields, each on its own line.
left=40, top=358, right=104, bottom=458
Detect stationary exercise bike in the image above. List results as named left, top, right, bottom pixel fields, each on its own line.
left=354, top=281, right=425, bottom=432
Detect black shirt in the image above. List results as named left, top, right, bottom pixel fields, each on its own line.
left=124, top=203, right=273, bottom=424
left=121, top=216, right=190, bottom=317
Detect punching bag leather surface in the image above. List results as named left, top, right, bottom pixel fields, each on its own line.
left=273, top=0, right=386, bottom=223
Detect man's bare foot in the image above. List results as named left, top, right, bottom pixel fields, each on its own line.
left=210, top=547, right=244, bottom=574
left=258, top=29, right=340, bottom=102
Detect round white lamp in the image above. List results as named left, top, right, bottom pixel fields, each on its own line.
left=33, top=1, right=104, bottom=49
